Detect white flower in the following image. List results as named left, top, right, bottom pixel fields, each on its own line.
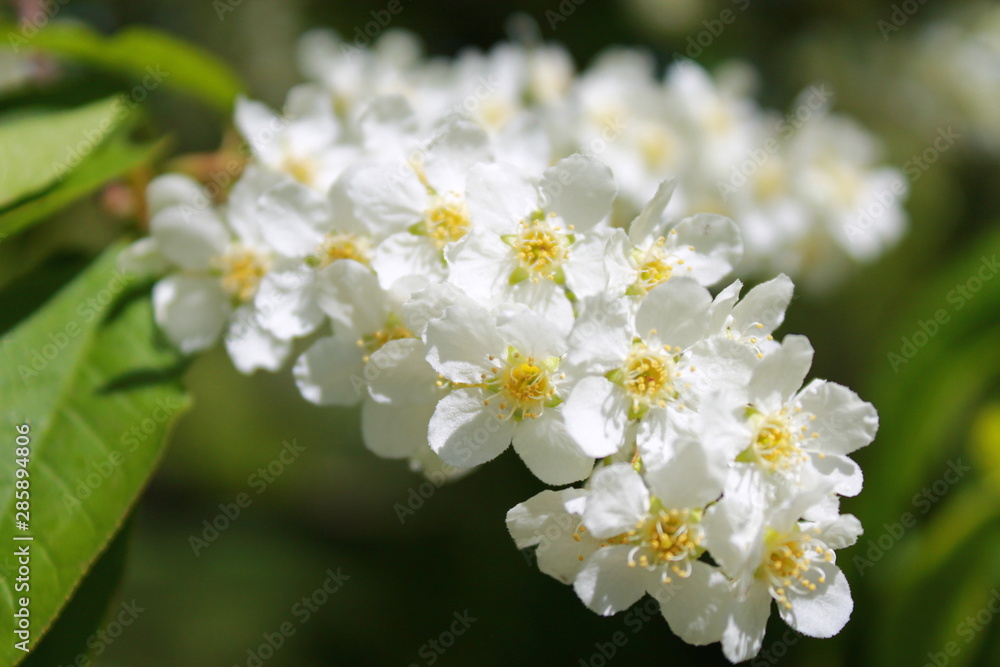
left=144, top=169, right=296, bottom=373
left=664, top=60, right=760, bottom=181
left=292, top=260, right=438, bottom=461
left=784, top=112, right=908, bottom=286
left=712, top=334, right=879, bottom=496
left=297, top=28, right=423, bottom=123
left=606, top=179, right=743, bottom=297
left=562, top=277, right=757, bottom=460
left=342, top=120, right=493, bottom=287
left=235, top=86, right=357, bottom=191
left=506, top=487, right=596, bottom=584
left=363, top=284, right=480, bottom=461
left=570, top=49, right=683, bottom=213
left=446, top=154, right=618, bottom=332
left=703, top=469, right=862, bottom=663
left=508, top=459, right=736, bottom=649
left=423, top=301, right=593, bottom=485
left=707, top=274, right=795, bottom=357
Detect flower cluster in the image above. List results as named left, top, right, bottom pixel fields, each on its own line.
left=293, top=28, right=907, bottom=288
left=122, top=26, right=880, bottom=663
left=909, top=2, right=1000, bottom=155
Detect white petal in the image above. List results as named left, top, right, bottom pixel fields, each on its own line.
left=573, top=545, right=647, bottom=616
left=423, top=120, right=493, bottom=193
left=224, top=306, right=292, bottom=374
left=255, top=181, right=328, bottom=258
left=366, top=338, right=439, bottom=405
left=811, top=453, right=864, bottom=497
left=292, top=333, right=366, bottom=406
left=444, top=229, right=513, bottom=301
left=684, top=338, right=759, bottom=403
left=428, top=388, right=516, bottom=468
left=402, top=283, right=478, bottom=336
left=539, top=155, right=616, bottom=231
left=361, top=399, right=434, bottom=459
left=424, top=302, right=502, bottom=383
left=629, top=179, right=677, bottom=244
left=152, top=275, right=229, bottom=354
left=582, top=463, right=650, bottom=538
left=253, top=270, right=324, bottom=340
left=655, top=561, right=731, bottom=646
left=495, top=114, right=550, bottom=173
left=315, top=259, right=390, bottom=333
left=357, top=94, right=418, bottom=155
left=563, top=229, right=614, bottom=299
left=779, top=563, right=852, bottom=638
left=749, top=334, right=813, bottom=405
left=512, top=410, right=594, bottom=486
left=636, top=278, right=712, bottom=349
left=507, top=489, right=582, bottom=548
left=226, top=166, right=286, bottom=244
left=818, top=513, right=863, bottom=550
left=506, top=489, right=595, bottom=584
left=604, top=229, right=636, bottom=297
left=702, top=468, right=769, bottom=578
left=564, top=377, right=632, bottom=458
left=235, top=96, right=283, bottom=165
left=345, top=164, right=425, bottom=235
left=668, top=213, right=743, bottom=286
left=506, top=278, right=576, bottom=335
left=643, top=436, right=725, bottom=509
left=118, top=237, right=168, bottom=278
left=465, top=162, right=538, bottom=234
left=372, top=233, right=446, bottom=288
left=708, top=279, right=743, bottom=332
left=567, top=293, right=632, bottom=373
left=797, top=380, right=878, bottom=455
left=146, top=174, right=208, bottom=216
left=496, top=307, right=567, bottom=358
left=150, top=206, right=229, bottom=270
left=721, top=581, right=772, bottom=663
left=731, top=274, right=793, bottom=336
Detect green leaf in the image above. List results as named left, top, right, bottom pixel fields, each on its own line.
left=20, top=518, right=134, bottom=667
left=0, top=96, right=126, bottom=209
left=0, top=131, right=166, bottom=238
left=0, top=244, right=190, bottom=665
left=1, top=23, right=245, bottom=113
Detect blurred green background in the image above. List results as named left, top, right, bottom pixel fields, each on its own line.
left=2, top=0, right=1000, bottom=665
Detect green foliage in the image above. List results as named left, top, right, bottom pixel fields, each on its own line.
left=0, top=245, right=190, bottom=665
left=0, top=119, right=166, bottom=238
left=0, top=97, right=127, bottom=209
left=1, top=22, right=245, bottom=113
left=20, top=519, right=135, bottom=667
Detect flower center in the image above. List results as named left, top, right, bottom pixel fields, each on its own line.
left=358, top=315, right=413, bottom=357
left=759, top=528, right=834, bottom=609
left=825, top=160, right=862, bottom=205
left=612, top=342, right=679, bottom=418
left=317, top=233, right=370, bottom=268
left=484, top=348, right=560, bottom=420
left=741, top=410, right=811, bottom=472
left=214, top=246, right=269, bottom=303
left=424, top=196, right=471, bottom=248
left=477, top=97, right=514, bottom=131
left=282, top=155, right=318, bottom=187
left=638, top=124, right=678, bottom=170
left=508, top=217, right=569, bottom=282
left=580, top=506, right=703, bottom=584
left=626, top=235, right=693, bottom=296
